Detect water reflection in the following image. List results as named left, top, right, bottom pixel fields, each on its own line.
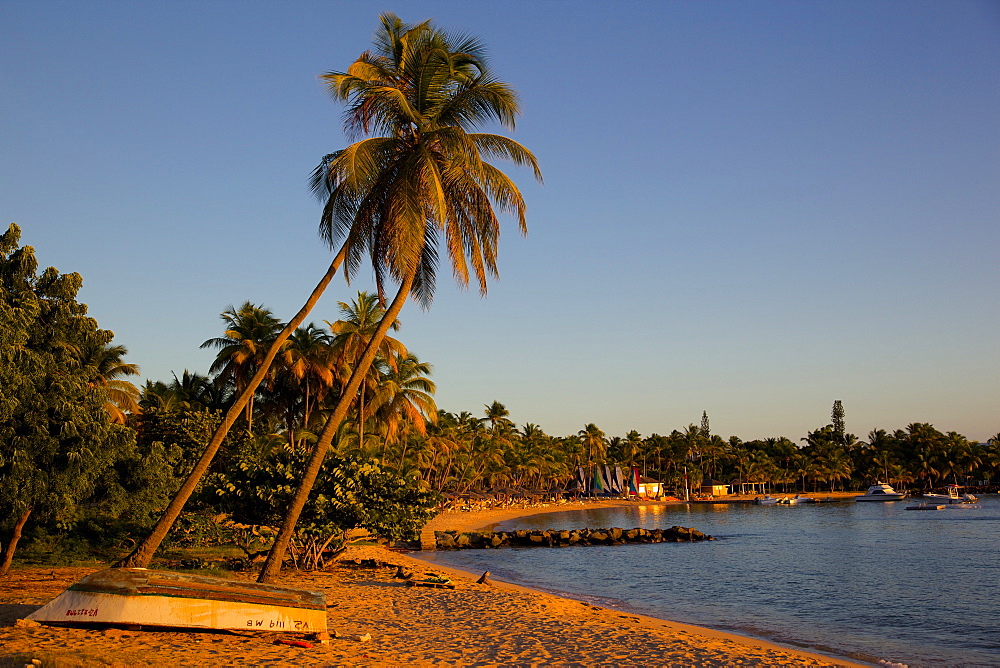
left=424, top=496, right=1000, bottom=667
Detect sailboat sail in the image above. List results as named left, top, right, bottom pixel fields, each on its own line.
left=592, top=465, right=606, bottom=494
left=613, top=466, right=625, bottom=494
left=604, top=465, right=616, bottom=494
left=629, top=467, right=641, bottom=496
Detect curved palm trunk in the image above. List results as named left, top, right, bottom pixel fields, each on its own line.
left=115, top=245, right=347, bottom=569
left=257, top=272, right=414, bottom=583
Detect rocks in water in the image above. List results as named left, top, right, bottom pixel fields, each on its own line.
left=433, top=526, right=712, bottom=550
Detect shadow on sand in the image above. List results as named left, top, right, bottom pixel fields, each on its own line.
left=0, top=604, right=40, bottom=627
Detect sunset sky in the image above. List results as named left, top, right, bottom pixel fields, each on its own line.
left=3, top=1, right=998, bottom=441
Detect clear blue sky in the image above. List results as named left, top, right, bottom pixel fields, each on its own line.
left=3, top=1, right=998, bottom=442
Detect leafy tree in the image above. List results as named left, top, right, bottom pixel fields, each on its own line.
left=207, top=445, right=437, bottom=569
left=0, top=224, right=134, bottom=574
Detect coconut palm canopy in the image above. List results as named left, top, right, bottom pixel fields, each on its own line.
left=310, top=12, right=542, bottom=307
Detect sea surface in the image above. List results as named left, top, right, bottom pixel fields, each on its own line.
left=418, top=494, right=1000, bottom=667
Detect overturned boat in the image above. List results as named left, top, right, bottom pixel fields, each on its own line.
left=26, top=568, right=327, bottom=635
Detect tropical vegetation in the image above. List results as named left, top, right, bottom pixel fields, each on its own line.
left=5, top=227, right=1000, bottom=573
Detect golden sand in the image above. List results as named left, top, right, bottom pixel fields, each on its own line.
left=0, top=498, right=866, bottom=666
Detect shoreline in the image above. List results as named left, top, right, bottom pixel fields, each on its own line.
left=0, top=496, right=872, bottom=666
left=414, top=497, right=872, bottom=667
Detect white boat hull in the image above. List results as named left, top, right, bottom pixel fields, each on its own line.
left=855, top=483, right=906, bottom=502
left=923, top=495, right=977, bottom=504
left=26, top=568, right=327, bottom=634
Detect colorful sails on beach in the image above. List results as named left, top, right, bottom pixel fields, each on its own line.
left=573, top=465, right=633, bottom=496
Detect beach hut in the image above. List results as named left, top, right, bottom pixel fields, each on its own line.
left=700, top=479, right=730, bottom=497
left=637, top=476, right=662, bottom=499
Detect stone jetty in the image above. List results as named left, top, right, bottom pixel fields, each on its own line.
left=433, top=526, right=712, bottom=550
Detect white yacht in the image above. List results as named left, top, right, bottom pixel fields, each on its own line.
left=855, top=482, right=906, bottom=502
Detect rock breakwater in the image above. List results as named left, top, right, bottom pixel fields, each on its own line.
left=434, top=526, right=713, bottom=550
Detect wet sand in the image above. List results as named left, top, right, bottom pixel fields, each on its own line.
left=1, top=497, right=868, bottom=666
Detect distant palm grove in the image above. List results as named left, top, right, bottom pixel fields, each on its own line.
left=141, top=310, right=1000, bottom=496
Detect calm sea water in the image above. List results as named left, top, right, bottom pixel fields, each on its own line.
left=418, top=495, right=1000, bottom=667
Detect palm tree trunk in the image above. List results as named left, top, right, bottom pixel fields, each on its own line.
left=358, top=387, right=365, bottom=457
left=115, top=245, right=347, bottom=569
left=303, top=379, right=312, bottom=436
left=396, top=440, right=409, bottom=472
left=258, top=272, right=415, bottom=583
left=0, top=506, right=32, bottom=577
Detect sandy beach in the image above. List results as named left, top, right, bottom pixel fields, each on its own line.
left=1, top=498, right=868, bottom=667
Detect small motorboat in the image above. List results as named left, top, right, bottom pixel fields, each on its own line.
left=855, top=482, right=906, bottom=502
left=778, top=494, right=813, bottom=505
left=754, top=495, right=780, bottom=505
left=923, top=485, right=978, bottom=504
left=26, top=568, right=327, bottom=636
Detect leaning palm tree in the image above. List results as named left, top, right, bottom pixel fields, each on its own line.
left=116, top=157, right=352, bottom=570
left=257, top=13, right=540, bottom=582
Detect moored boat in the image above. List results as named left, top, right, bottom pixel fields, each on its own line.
left=923, top=485, right=978, bottom=504
left=753, top=495, right=780, bottom=505
left=778, top=494, right=813, bottom=505
left=26, top=568, right=328, bottom=636
left=855, top=482, right=906, bottom=502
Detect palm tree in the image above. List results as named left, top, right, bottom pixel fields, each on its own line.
left=622, top=430, right=643, bottom=466
left=257, top=13, right=540, bottom=582
left=172, top=370, right=222, bottom=411
left=368, top=352, right=437, bottom=466
left=579, top=424, right=607, bottom=464
left=78, top=339, right=141, bottom=424
left=279, top=323, right=335, bottom=443
left=483, top=401, right=512, bottom=438
left=200, top=302, right=283, bottom=430
left=327, top=292, right=406, bottom=451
